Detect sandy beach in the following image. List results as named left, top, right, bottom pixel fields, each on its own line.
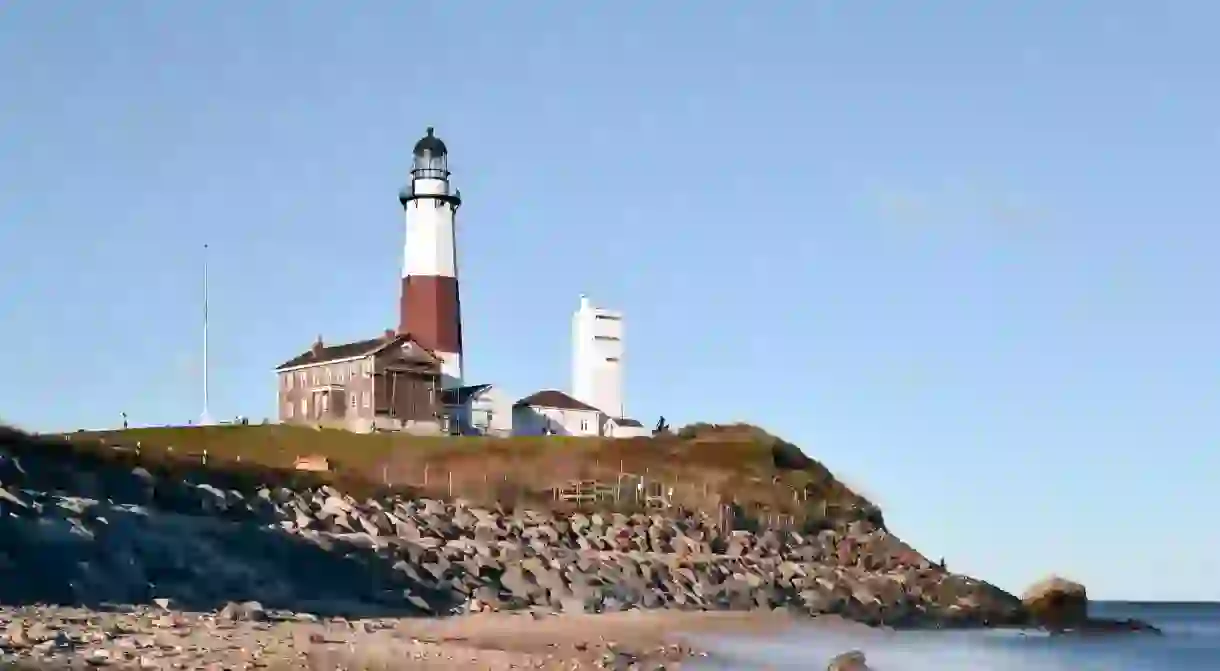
left=1, top=606, right=857, bottom=669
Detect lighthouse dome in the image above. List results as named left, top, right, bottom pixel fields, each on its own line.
left=413, top=127, right=448, bottom=157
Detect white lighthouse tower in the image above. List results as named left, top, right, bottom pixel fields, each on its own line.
left=572, top=294, right=625, bottom=418
left=398, top=127, right=464, bottom=387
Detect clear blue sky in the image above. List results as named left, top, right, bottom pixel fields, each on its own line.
left=1, top=2, right=1216, bottom=602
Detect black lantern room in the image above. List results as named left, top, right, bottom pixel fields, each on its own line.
left=412, top=127, right=449, bottom=180
left=400, top=126, right=461, bottom=209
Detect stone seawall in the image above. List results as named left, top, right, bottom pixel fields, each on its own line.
left=0, top=434, right=1025, bottom=629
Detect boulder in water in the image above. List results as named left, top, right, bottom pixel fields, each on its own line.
left=827, top=649, right=870, bottom=671
left=1021, top=575, right=1088, bottom=629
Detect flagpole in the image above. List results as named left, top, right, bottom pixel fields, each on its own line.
left=201, top=243, right=212, bottom=426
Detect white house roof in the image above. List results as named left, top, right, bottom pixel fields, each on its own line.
left=513, top=389, right=602, bottom=412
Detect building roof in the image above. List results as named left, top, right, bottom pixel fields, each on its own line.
left=275, top=333, right=433, bottom=370
left=612, top=417, right=643, bottom=428
left=440, top=383, right=492, bottom=406
left=514, top=390, right=602, bottom=413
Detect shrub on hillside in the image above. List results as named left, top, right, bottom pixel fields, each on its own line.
left=675, top=422, right=825, bottom=472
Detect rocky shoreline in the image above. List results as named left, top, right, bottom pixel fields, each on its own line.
left=0, top=435, right=1023, bottom=625
left=0, top=429, right=1154, bottom=668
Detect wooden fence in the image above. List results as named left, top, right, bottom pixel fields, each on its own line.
left=84, top=439, right=827, bottom=533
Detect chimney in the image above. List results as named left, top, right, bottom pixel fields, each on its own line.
left=311, top=335, right=324, bottom=356
left=384, top=328, right=397, bottom=341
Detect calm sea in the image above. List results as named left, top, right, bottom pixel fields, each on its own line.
left=686, top=602, right=1220, bottom=670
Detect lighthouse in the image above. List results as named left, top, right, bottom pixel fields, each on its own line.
left=398, top=127, right=464, bottom=387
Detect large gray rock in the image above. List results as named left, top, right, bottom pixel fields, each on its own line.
left=827, top=650, right=870, bottom=671
left=1021, top=575, right=1087, bottom=629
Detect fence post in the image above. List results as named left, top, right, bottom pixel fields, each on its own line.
left=202, top=449, right=207, bottom=466
left=448, top=470, right=453, bottom=497
left=382, top=464, right=389, bottom=486
left=424, top=463, right=429, bottom=488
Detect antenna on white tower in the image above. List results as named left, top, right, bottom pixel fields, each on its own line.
left=200, top=243, right=213, bottom=426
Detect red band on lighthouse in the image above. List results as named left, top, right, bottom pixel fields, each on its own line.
left=398, top=275, right=462, bottom=355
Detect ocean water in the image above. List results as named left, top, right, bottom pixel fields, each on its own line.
left=686, top=602, right=1220, bottom=670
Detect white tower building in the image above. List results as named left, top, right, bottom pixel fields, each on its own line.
left=398, top=127, right=464, bottom=387
left=572, top=294, right=624, bottom=419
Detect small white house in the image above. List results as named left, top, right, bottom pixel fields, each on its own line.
left=442, top=383, right=513, bottom=436
left=512, top=390, right=604, bottom=437
left=603, top=416, right=650, bottom=438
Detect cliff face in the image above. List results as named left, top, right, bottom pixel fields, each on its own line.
left=0, top=426, right=1024, bottom=628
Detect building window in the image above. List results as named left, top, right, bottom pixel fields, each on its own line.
left=362, top=391, right=370, bottom=408
left=285, top=374, right=293, bottom=390
left=350, top=394, right=357, bottom=408
left=285, top=403, right=293, bottom=419
left=580, top=419, right=589, bottom=431
left=297, top=371, right=306, bottom=386
left=300, top=398, right=308, bottom=418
